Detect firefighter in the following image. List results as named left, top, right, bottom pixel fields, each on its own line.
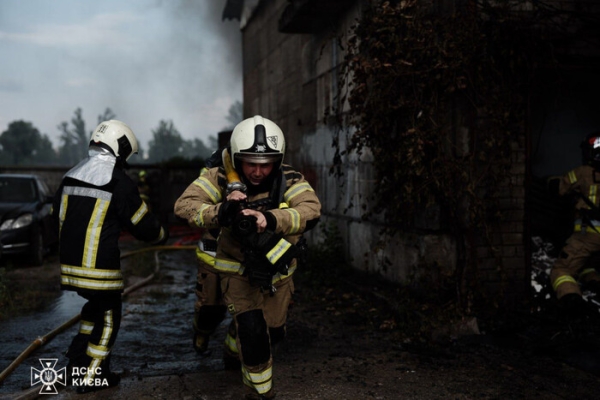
left=52, top=120, right=169, bottom=394
left=174, top=115, right=321, bottom=400
left=190, top=155, right=228, bottom=355
left=191, top=154, right=244, bottom=369
left=548, top=131, right=600, bottom=317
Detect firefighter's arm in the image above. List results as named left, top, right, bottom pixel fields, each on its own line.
left=174, top=168, right=225, bottom=230
left=557, top=167, right=583, bottom=197
left=117, top=178, right=168, bottom=245
left=263, top=178, right=321, bottom=236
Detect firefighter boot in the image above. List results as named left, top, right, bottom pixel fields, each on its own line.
left=193, top=331, right=211, bottom=356
left=75, top=355, right=121, bottom=394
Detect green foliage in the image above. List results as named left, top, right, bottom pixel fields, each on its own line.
left=57, top=107, right=89, bottom=165
left=1, top=100, right=238, bottom=166
left=333, top=0, right=554, bottom=231
left=326, top=0, right=581, bottom=312
left=0, top=120, right=58, bottom=165
left=147, top=120, right=186, bottom=163
left=56, top=107, right=117, bottom=165
left=146, top=120, right=215, bottom=163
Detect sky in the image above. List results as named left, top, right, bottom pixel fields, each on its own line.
left=0, top=0, right=242, bottom=154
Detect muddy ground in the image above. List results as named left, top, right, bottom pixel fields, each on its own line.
left=2, top=233, right=600, bottom=399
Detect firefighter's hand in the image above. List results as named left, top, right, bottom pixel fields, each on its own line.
left=227, top=190, right=247, bottom=202
left=240, top=209, right=267, bottom=233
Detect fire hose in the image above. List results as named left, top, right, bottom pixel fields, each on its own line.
left=0, top=243, right=196, bottom=386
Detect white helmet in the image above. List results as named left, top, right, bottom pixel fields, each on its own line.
left=90, top=120, right=139, bottom=161
left=230, top=115, right=285, bottom=169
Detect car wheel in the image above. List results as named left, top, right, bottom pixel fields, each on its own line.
left=29, top=229, right=45, bottom=266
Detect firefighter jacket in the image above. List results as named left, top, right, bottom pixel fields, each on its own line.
left=174, top=164, right=321, bottom=281
left=53, top=147, right=168, bottom=296
left=559, top=165, right=600, bottom=231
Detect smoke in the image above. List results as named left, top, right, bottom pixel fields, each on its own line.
left=0, top=0, right=244, bottom=149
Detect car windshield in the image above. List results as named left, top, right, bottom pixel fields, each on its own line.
left=0, top=177, right=37, bottom=203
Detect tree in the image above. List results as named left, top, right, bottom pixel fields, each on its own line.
left=146, top=120, right=185, bottom=163
left=35, top=135, right=60, bottom=165
left=97, top=107, right=116, bottom=125
left=57, top=107, right=120, bottom=166
left=57, top=108, right=88, bottom=165
left=182, top=138, right=212, bottom=161
left=0, top=120, right=58, bottom=165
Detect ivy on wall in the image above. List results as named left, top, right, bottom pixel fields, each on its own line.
left=327, top=0, right=588, bottom=312
left=332, top=0, right=558, bottom=233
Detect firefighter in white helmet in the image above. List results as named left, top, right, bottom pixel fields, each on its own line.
left=175, top=115, right=321, bottom=400
left=53, top=120, right=169, bottom=394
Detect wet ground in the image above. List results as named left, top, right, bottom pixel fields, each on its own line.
left=0, top=240, right=221, bottom=397
left=1, top=235, right=600, bottom=399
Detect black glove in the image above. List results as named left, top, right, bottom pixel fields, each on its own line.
left=218, top=200, right=241, bottom=227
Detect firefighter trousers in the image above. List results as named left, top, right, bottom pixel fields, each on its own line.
left=220, top=273, right=294, bottom=397
left=193, top=260, right=227, bottom=351
left=66, top=292, right=122, bottom=381
left=551, top=230, right=600, bottom=299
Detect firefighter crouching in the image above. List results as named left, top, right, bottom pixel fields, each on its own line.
left=174, top=115, right=321, bottom=400
left=52, top=120, right=169, bottom=394
left=548, top=131, right=600, bottom=317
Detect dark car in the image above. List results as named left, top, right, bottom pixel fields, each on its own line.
left=0, top=174, right=57, bottom=266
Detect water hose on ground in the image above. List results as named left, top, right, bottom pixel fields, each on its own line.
left=0, top=243, right=196, bottom=386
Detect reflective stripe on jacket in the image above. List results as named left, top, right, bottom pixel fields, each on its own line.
left=54, top=164, right=166, bottom=295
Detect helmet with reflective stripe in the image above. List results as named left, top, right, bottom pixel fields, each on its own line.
left=90, top=120, right=139, bottom=162
left=230, top=115, right=285, bottom=169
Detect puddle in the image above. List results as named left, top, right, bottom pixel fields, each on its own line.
left=0, top=248, right=230, bottom=396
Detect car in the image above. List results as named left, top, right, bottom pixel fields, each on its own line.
left=0, top=173, right=57, bottom=266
